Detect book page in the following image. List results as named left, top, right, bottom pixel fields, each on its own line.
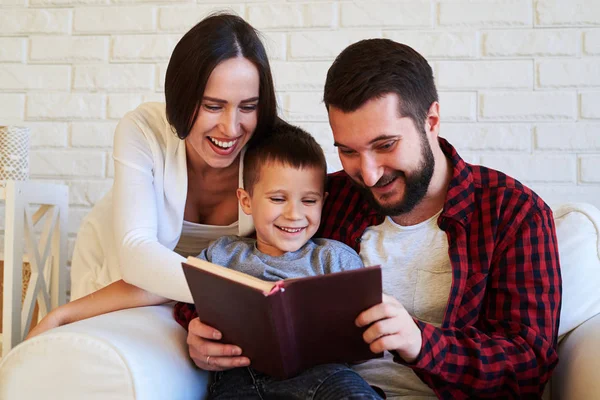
left=185, top=256, right=275, bottom=293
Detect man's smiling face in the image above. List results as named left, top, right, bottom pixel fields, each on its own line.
left=329, top=93, right=435, bottom=216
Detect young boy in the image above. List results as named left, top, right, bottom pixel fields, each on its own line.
left=28, top=122, right=382, bottom=399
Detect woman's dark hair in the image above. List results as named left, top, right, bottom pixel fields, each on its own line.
left=323, top=39, right=438, bottom=132
left=243, top=121, right=327, bottom=195
left=165, top=12, right=277, bottom=142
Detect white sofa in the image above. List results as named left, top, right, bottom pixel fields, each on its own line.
left=1, top=202, right=600, bottom=400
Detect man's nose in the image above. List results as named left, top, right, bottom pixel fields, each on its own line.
left=360, top=155, right=383, bottom=187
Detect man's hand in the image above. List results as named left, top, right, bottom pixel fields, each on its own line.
left=187, top=317, right=251, bottom=371
left=356, top=294, right=423, bottom=363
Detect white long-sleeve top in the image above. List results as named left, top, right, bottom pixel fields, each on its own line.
left=70, top=103, right=254, bottom=302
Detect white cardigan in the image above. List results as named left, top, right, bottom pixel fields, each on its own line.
left=70, top=103, right=254, bottom=302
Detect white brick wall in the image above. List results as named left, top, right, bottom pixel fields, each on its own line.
left=1, top=0, right=599, bottom=262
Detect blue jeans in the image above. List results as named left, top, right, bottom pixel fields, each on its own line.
left=207, top=364, right=383, bottom=400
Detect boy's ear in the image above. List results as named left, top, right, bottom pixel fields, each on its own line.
left=237, top=188, right=252, bottom=216
left=323, top=192, right=329, bottom=202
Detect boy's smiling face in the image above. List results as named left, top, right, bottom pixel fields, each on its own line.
left=237, top=162, right=326, bottom=257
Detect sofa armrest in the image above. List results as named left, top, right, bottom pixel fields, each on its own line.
left=0, top=304, right=209, bottom=400
left=551, top=313, right=600, bottom=400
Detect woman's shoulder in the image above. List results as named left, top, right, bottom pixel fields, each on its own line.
left=121, top=102, right=168, bottom=131
left=114, top=102, right=177, bottom=149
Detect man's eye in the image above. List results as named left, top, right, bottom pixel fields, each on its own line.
left=378, top=141, right=397, bottom=151
left=339, top=148, right=356, bottom=156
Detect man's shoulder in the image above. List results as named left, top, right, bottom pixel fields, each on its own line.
left=324, top=171, right=363, bottom=205
left=468, top=163, right=552, bottom=217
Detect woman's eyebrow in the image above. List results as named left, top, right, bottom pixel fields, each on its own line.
left=202, top=96, right=259, bottom=103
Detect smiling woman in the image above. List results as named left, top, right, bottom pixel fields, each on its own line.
left=65, top=12, right=277, bottom=303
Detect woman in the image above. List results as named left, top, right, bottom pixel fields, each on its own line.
left=69, top=13, right=276, bottom=305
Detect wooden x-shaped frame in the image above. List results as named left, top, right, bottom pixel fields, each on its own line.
left=2, top=180, right=68, bottom=357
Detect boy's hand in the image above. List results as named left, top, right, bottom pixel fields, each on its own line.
left=25, top=310, right=64, bottom=340
left=187, top=317, right=250, bottom=371
left=355, top=293, right=423, bottom=363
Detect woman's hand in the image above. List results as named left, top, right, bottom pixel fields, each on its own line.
left=25, top=310, right=64, bottom=340
left=187, top=317, right=250, bottom=371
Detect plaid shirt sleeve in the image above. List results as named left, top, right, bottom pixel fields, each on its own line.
left=395, top=207, right=561, bottom=399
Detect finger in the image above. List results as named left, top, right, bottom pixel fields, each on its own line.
left=188, top=317, right=222, bottom=340
left=356, top=301, right=402, bottom=327
left=188, top=336, right=243, bottom=359
left=369, top=333, right=405, bottom=354
left=196, top=355, right=251, bottom=371
left=362, top=316, right=402, bottom=344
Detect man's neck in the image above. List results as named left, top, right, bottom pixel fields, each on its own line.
left=390, top=144, right=452, bottom=227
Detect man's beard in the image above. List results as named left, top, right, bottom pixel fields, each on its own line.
left=357, top=136, right=435, bottom=216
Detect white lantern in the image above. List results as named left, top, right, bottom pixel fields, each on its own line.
left=0, top=126, right=30, bottom=182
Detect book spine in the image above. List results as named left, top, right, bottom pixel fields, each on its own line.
left=267, top=290, right=300, bottom=379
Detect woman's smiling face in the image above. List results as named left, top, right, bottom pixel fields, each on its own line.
left=186, top=57, right=260, bottom=169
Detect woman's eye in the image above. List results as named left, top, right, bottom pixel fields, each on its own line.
left=203, top=104, right=221, bottom=112
left=240, top=104, right=258, bottom=112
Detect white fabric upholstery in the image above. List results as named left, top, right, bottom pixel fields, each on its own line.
left=552, top=203, right=600, bottom=338
left=0, top=304, right=209, bottom=400
left=1, top=202, right=599, bottom=399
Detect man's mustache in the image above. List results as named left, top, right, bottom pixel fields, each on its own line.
left=360, top=171, right=405, bottom=188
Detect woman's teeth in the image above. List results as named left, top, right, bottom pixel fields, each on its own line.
left=209, top=137, right=236, bottom=149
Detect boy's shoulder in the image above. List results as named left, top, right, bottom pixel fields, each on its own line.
left=209, top=235, right=255, bottom=251
left=309, top=238, right=360, bottom=258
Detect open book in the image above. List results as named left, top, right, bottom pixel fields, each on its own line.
left=182, top=256, right=383, bottom=379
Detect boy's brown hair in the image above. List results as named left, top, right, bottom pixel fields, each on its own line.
left=243, top=120, right=327, bottom=194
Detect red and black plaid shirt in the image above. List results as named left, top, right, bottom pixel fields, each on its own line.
left=175, top=138, right=561, bottom=399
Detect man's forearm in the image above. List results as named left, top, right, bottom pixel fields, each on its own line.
left=397, top=321, right=558, bottom=398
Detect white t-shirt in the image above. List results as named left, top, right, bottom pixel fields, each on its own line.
left=353, top=210, right=452, bottom=399
left=70, top=103, right=254, bottom=302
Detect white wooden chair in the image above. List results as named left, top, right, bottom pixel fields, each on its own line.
left=1, top=180, right=69, bottom=357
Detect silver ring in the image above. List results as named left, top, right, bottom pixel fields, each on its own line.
left=206, top=355, right=211, bottom=365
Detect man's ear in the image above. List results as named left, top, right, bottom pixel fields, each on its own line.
left=425, top=101, right=441, bottom=137
left=237, top=188, right=252, bottom=216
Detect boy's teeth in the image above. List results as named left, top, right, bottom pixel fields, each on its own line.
left=279, top=227, right=302, bottom=233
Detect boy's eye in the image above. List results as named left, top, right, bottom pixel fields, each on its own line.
left=270, top=197, right=284, bottom=203
left=303, top=199, right=318, bottom=205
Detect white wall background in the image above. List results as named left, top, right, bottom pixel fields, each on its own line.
left=0, top=0, right=600, bottom=263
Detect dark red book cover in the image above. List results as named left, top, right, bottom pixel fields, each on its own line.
left=182, top=260, right=383, bottom=379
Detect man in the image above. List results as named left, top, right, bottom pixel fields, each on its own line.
left=182, top=39, right=562, bottom=399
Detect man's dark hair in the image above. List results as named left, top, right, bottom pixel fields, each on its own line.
left=323, top=39, right=438, bottom=131
left=165, top=12, right=277, bottom=142
left=243, top=121, right=327, bottom=194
